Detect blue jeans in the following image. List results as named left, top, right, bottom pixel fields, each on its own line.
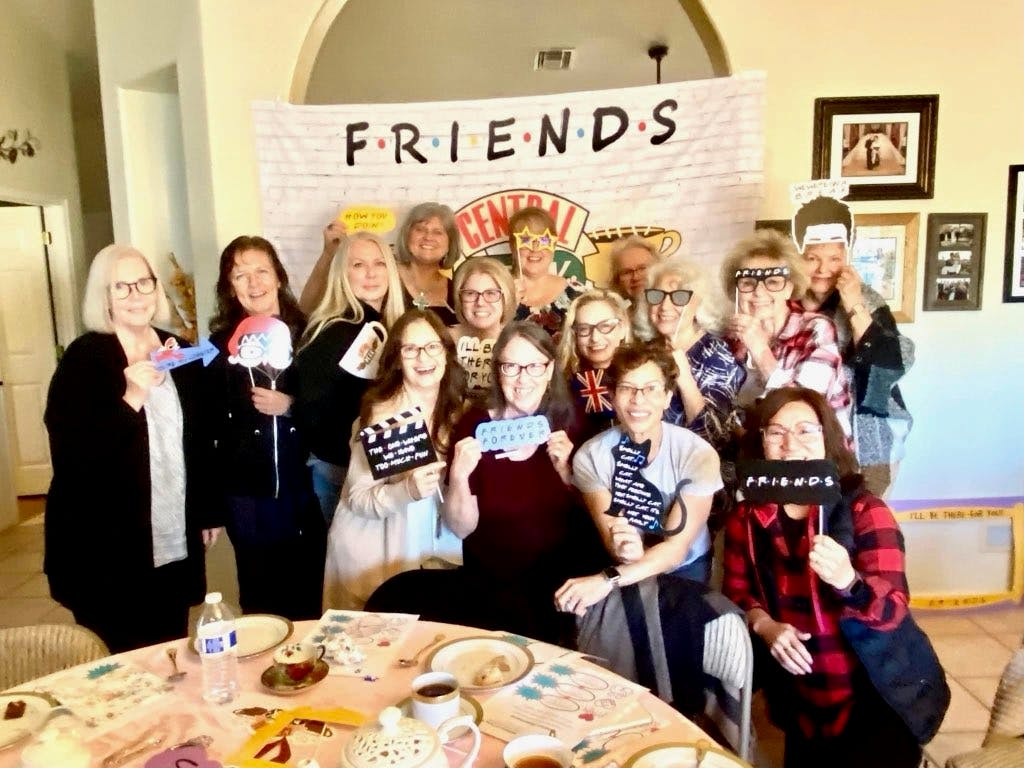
left=668, top=549, right=713, bottom=585
left=309, top=457, right=346, bottom=526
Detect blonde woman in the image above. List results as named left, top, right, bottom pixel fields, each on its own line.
left=294, top=231, right=406, bottom=523
left=557, top=289, right=631, bottom=440
left=448, top=257, right=515, bottom=396
left=44, top=245, right=218, bottom=652
left=633, top=258, right=745, bottom=450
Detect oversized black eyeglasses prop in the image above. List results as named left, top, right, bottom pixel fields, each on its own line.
left=604, top=433, right=686, bottom=536
left=733, top=267, right=791, bottom=312
left=737, top=458, right=841, bottom=532
left=359, top=407, right=438, bottom=481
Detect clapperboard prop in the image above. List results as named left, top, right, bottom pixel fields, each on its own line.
left=605, top=433, right=686, bottom=536
left=737, top=459, right=841, bottom=534
left=475, top=415, right=550, bottom=453
left=359, top=407, right=437, bottom=481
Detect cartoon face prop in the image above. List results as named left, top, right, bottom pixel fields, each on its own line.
left=227, top=316, right=293, bottom=371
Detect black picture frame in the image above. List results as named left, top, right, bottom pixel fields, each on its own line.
left=812, top=95, right=938, bottom=201
left=1004, top=164, right=1024, bottom=303
left=923, top=213, right=986, bottom=311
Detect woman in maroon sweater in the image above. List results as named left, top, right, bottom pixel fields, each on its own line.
left=367, top=321, right=603, bottom=642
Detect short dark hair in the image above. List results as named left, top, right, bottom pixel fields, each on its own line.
left=606, top=342, right=679, bottom=392
left=792, top=196, right=853, bottom=252
left=488, top=321, right=575, bottom=431
left=740, top=387, right=859, bottom=478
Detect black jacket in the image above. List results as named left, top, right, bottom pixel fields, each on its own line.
left=43, top=331, right=214, bottom=608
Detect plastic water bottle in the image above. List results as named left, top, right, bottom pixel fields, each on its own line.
left=196, top=591, right=239, bottom=704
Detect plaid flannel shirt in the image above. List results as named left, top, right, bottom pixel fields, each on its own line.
left=722, top=491, right=909, bottom=738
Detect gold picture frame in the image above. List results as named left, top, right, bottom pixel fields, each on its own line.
left=851, top=212, right=919, bottom=323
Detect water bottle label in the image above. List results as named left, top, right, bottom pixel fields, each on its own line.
left=200, top=630, right=237, bottom=655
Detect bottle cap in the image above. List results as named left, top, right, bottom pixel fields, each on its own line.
left=205, top=592, right=223, bottom=604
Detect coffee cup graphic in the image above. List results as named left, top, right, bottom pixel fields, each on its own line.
left=584, top=225, right=683, bottom=287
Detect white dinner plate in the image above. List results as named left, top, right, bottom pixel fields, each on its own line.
left=0, top=692, right=56, bottom=750
left=623, top=742, right=752, bottom=768
left=190, top=614, right=293, bottom=659
left=425, top=636, right=534, bottom=692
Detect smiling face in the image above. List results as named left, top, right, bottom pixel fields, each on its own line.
left=346, top=239, right=389, bottom=309
left=736, top=255, right=794, bottom=324
left=648, top=273, right=702, bottom=339
left=407, top=216, right=449, bottom=267
left=515, top=224, right=555, bottom=279
left=802, top=242, right=846, bottom=301
left=460, top=271, right=505, bottom=333
left=612, top=361, right=671, bottom=441
left=230, top=249, right=281, bottom=317
left=574, top=299, right=626, bottom=369
left=762, top=400, right=827, bottom=461
left=498, top=334, right=554, bottom=417
left=615, top=246, right=654, bottom=300
left=108, top=255, right=158, bottom=330
left=399, top=318, right=446, bottom=391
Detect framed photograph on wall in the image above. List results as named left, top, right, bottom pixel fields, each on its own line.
left=812, top=95, right=938, bottom=201
left=851, top=212, right=919, bottom=323
left=1004, top=164, right=1024, bottom=303
left=923, top=213, right=986, bottom=311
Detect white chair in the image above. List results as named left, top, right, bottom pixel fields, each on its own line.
left=702, top=611, right=754, bottom=762
left=0, top=623, right=109, bottom=691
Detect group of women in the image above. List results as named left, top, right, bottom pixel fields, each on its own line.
left=44, top=200, right=925, bottom=767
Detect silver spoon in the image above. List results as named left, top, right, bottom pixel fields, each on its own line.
left=396, top=633, right=446, bottom=668
left=165, top=646, right=187, bottom=682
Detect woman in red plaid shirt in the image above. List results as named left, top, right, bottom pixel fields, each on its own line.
left=722, top=387, right=920, bottom=767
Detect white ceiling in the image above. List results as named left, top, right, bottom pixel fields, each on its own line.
left=305, top=0, right=720, bottom=104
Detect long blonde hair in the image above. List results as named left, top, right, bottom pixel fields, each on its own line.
left=81, top=244, right=171, bottom=333
left=556, top=289, right=632, bottom=373
left=299, top=231, right=406, bottom=349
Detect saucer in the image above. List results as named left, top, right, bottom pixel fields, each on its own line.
left=395, top=693, right=482, bottom=740
left=260, top=659, right=329, bottom=695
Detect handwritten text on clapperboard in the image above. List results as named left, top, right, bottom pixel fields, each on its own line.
left=360, top=408, right=438, bottom=481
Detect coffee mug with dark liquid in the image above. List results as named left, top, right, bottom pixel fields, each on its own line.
left=411, top=671, right=460, bottom=729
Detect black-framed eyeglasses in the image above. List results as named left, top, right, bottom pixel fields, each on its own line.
left=735, top=267, right=790, bottom=293
left=498, top=360, right=550, bottom=378
left=573, top=318, right=622, bottom=339
left=460, top=288, right=503, bottom=304
left=645, top=288, right=693, bottom=307
left=761, top=422, right=824, bottom=445
left=110, top=277, right=157, bottom=300
left=399, top=341, right=445, bottom=359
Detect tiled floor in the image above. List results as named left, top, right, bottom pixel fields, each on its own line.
left=1, top=499, right=1019, bottom=767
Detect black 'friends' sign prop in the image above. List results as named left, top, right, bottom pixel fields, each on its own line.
left=737, top=459, right=841, bottom=505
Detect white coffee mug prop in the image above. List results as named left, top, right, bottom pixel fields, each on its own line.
left=411, top=671, right=460, bottom=729
left=338, top=321, right=387, bottom=379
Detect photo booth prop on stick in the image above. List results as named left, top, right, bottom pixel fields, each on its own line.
left=737, top=459, right=841, bottom=535
left=475, top=415, right=550, bottom=453
left=150, top=337, right=219, bottom=372
left=605, top=433, right=685, bottom=536
left=358, top=407, right=437, bottom=481
left=227, top=316, right=293, bottom=388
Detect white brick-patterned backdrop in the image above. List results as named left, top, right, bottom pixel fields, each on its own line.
left=253, top=72, right=765, bottom=289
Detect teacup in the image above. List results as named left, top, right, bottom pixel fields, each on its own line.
left=411, top=671, right=460, bottom=729
left=502, top=734, right=573, bottom=768
left=273, top=642, right=326, bottom=681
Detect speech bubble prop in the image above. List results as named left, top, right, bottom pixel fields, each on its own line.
left=456, top=336, right=495, bottom=391
left=359, top=407, right=438, bottom=480
left=227, top=316, right=293, bottom=371
left=736, top=459, right=841, bottom=505
left=604, top=432, right=685, bottom=536
left=339, top=205, right=396, bottom=234
left=475, top=415, right=550, bottom=452
left=789, top=179, right=850, bottom=205
left=150, top=337, right=219, bottom=372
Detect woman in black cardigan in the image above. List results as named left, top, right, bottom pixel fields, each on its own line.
left=44, top=245, right=220, bottom=652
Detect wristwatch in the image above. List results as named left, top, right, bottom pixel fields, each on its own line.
left=602, top=566, right=622, bottom=586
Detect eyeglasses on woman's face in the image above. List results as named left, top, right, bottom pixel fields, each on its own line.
left=573, top=318, right=622, bottom=339
left=614, top=381, right=665, bottom=400
left=460, top=288, right=503, bottom=304
left=645, top=288, right=693, bottom=307
left=399, top=341, right=445, bottom=359
left=735, top=266, right=790, bottom=293
left=498, top=360, right=550, bottom=378
left=514, top=229, right=555, bottom=252
left=110, top=277, right=157, bottom=300
left=761, top=421, right=824, bottom=445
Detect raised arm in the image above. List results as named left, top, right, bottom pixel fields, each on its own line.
left=298, top=221, right=346, bottom=314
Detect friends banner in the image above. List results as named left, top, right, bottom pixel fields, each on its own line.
left=253, top=73, right=764, bottom=287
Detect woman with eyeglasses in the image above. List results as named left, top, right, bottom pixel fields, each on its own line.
left=323, top=310, right=466, bottom=609
left=44, top=245, right=219, bottom=652
left=510, top=206, right=587, bottom=337
left=634, top=258, right=745, bottom=451
left=722, top=230, right=853, bottom=439
left=294, top=232, right=407, bottom=524
left=205, top=236, right=325, bottom=620
left=448, top=257, right=516, bottom=398
left=723, top=387, right=925, bottom=767
left=557, top=290, right=631, bottom=440
left=366, top=321, right=604, bottom=643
